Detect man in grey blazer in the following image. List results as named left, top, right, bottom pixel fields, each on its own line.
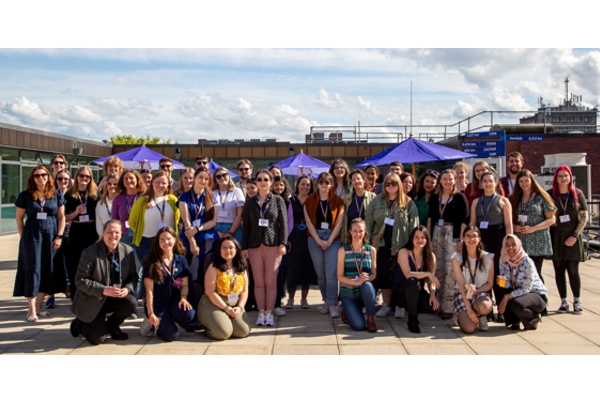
left=70, top=219, right=140, bottom=345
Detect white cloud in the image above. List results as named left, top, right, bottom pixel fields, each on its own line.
left=87, top=97, right=159, bottom=119
left=308, top=89, right=345, bottom=109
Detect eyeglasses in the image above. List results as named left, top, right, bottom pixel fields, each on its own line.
left=196, top=160, right=208, bottom=165
left=256, top=177, right=270, bottom=182
left=384, top=181, right=398, bottom=187
left=78, top=174, right=91, bottom=180
left=215, top=173, right=229, bottom=180
left=107, top=182, right=118, bottom=187
left=160, top=164, right=172, bottom=169
left=238, top=167, right=250, bottom=172
left=52, top=161, right=65, bottom=165
left=33, top=173, right=48, bottom=178
left=333, top=166, right=345, bottom=171
left=221, top=246, right=236, bottom=251
left=464, top=234, right=480, bottom=239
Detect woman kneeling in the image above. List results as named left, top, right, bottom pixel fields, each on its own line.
left=198, top=236, right=251, bottom=340
left=451, top=226, right=494, bottom=333
left=337, top=218, right=378, bottom=332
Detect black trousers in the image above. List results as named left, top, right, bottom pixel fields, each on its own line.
left=392, top=278, right=435, bottom=319
left=480, top=223, right=506, bottom=304
left=497, top=287, right=546, bottom=329
left=79, top=295, right=137, bottom=345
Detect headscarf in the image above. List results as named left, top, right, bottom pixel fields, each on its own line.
left=500, top=234, right=527, bottom=268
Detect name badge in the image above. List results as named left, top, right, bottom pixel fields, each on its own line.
left=354, top=276, right=361, bottom=281
left=227, top=293, right=239, bottom=306
left=479, top=221, right=489, bottom=229
left=125, top=221, right=130, bottom=229
left=128, top=229, right=134, bottom=237
left=157, top=222, right=168, bottom=229
left=384, top=217, right=395, bottom=226
left=218, top=210, right=229, bottom=218
left=259, top=218, right=269, bottom=227
left=81, top=206, right=87, bottom=214
left=172, top=278, right=182, bottom=288
left=518, top=215, right=528, bottom=223
left=297, top=223, right=307, bottom=231
left=438, top=219, right=444, bottom=227
left=320, top=222, right=329, bottom=230
left=79, top=215, right=90, bottom=222
left=192, top=219, right=202, bottom=228
left=37, top=212, right=47, bottom=220
left=559, top=215, right=571, bottom=223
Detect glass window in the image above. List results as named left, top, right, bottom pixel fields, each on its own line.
left=21, top=152, right=37, bottom=162
left=1, top=148, right=19, bottom=161
left=2, top=164, right=20, bottom=205
left=1, top=205, right=17, bottom=234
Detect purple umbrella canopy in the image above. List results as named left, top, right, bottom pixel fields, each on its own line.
left=93, top=145, right=186, bottom=170
left=207, top=160, right=239, bottom=179
left=355, top=137, right=474, bottom=167
left=271, top=151, right=330, bottom=178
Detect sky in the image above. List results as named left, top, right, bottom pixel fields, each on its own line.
left=1, top=5, right=599, bottom=145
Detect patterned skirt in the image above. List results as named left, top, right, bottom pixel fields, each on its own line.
left=453, top=291, right=490, bottom=315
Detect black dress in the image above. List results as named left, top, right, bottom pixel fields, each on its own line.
left=286, top=196, right=318, bottom=291
left=13, top=190, right=65, bottom=297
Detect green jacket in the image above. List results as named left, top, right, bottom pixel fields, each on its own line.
left=365, top=194, right=419, bottom=255
left=128, top=194, right=181, bottom=246
left=341, top=190, right=376, bottom=244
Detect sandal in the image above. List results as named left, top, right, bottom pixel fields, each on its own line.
left=38, top=310, right=51, bottom=318
left=27, top=314, right=39, bottom=322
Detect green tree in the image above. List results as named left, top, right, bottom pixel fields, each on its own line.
left=109, top=134, right=172, bottom=145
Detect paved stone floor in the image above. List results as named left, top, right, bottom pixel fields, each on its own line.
left=2, top=233, right=600, bottom=355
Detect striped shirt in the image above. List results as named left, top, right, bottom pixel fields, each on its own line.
left=340, top=244, right=373, bottom=299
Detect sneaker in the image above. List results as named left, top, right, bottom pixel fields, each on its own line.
left=256, top=312, right=266, bottom=326
left=451, top=315, right=458, bottom=327
left=320, top=305, right=329, bottom=314
left=329, top=306, right=340, bottom=318
left=265, top=312, right=275, bottom=326
left=478, top=316, right=489, bottom=331
left=376, top=303, right=390, bottom=318
left=128, top=313, right=138, bottom=320
left=139, top=318, right=154, bottom=337
left=45, top=296, right=56, bottom=309
left=184, top=321, right=204, bottom=332
left=285, top=298, right=294, bottom=309
left=274, top=307, right=286, bottom=316
left=573, top=301, right=583, bottom=314
left=375, top=291, right=383, bottom=306
left=300, top=298, right=309, bottom=309
left=557, top=301, right=569, bottom=313
left=394, top=307, right=406, bottom=319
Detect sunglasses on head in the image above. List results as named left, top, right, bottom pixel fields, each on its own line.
left=426, top=169, right=439, bottom=178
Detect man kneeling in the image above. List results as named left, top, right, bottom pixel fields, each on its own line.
left=70, top=219, right=140, bottom=345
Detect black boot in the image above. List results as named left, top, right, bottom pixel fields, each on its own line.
left=407, top=316, right=420, bottom=334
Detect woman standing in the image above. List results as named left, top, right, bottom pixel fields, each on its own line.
left=48, top=168, right=72, bottom=306
left=364, top=164, right=380, bottom=193
left=329, top=158, right=351, bottom=199
left=304, top=172, right=345, bottom=318
left=271, top=175, right=294, bottom=317
left=179, top=167, right=218, bottom=265
left=50, top=154, right=69, bottom=178
left=242, top=169, right=288, bottom=326
left=549, top=166, right=588, bottom=313
left=64, top=166, right=99, bottom=300
left=14, top=166, right=66, bottom=321
left=465, top=161, right=505, bottom=208
left=414, top=170, right=438, bottom=225
left=453, top=161, right=470, bottom=193
left=497, top=234, right=548, bottom=331
left=428, top=169, right=469, bottom=320
left=97, top=156, right=123, bottom=192
left=128, top=171, right=180, bottom=263
left=451, top=226, right=494, bottom=333
left=140, top=227, right=199, bottom=341
left=400, top=172, right=417, bottom=199
left=337, top=218, right=378, bottom=332
left=469, top=171, right=513, bottom=322
left=111, top=169, right=146, bottom=247
left=95, top=173, right=120, bottom=237
left=341, top=169, right=376, bottom=244
left=198, top=236, right=251, bottom=340
left=174, top=167, right=195, bottom=197
left=140, top=169, right=153, bottom=189
left=392, top=226, right=440, bottom=333
left=285, top=175, right=318, bottom=309
left=212, top=166, right=245, bottom=244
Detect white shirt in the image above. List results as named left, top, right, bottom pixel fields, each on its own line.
left=142, top=196, right=174, bottom=237
left=213, top=187, right=245, bottom=223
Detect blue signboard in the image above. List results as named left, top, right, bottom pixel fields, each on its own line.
left=462, top=130, right=506, bottom=157
left=465, top=130, right=506, bottom=139
left=506, top=135, right=544, bottom=141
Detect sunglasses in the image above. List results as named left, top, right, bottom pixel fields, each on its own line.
left=384, top=181, right=398, bottom=187
left=160, top=164, right=172, bottom=169
left=215, top=173, right=229, bottom=180
left=256, top=177, right=270, bottom=182
left=107, top=182, right=118, bottom=187
left=333, top=166, right=345, bottom=171
left=318, top=181, right=331, bottom=186
left=33, top=173, right=48, bottom=178
left=426, top=169, right=440, bottom=178
left=57, top=177, right=70, bottom=182
left=196, top=160, right=208, bottom=165
left=52, top=161, right=65, bottom=165
left=78, top=174, right=91, bottom=180
left=238, top=167, right=250, bottom=172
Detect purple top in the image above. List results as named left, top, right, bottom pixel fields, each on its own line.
left=287, top=201, right=294, bottom=238
left=111, top=192, right=141, bottom=235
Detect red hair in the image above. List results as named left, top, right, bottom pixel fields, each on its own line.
left=551, top=165, right=579, bottom=206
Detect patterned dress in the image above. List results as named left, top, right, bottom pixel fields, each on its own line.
left=516, top=194, right=556, bottom=257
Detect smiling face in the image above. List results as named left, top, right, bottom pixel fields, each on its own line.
left=350, top=173, right=365, bottom=191
left=412, top=229, right=428, bottom=248
left=256, top=172, right=271, bottom=192
left=152, top=176, right=169, bottom=196
left=365, top=167, right=378, bottom=183
left=51, top=157, right=67, bottom=175
left=238, top=163, right=252, bottom=180
left=504, top=236, right=518, bottom=257
left=384, top=176, right=399, bottom=196
left=214, top=169, right=230, bottom=187
left=423, top=176, right=437, bottom=193
left=246, top=182, right=258, bottom=198
left=194, top=171, right=210, bottom=191
left=106, top=177, right=119, bottom=194
left=76, top=168, right=92, bottom=190
left=454, top=166, right=466, bottom=183
left=518, top=175, right=532, bottom=192
left=182, top=172, right=194, bottom=191
left=106, top=163, right=121, bottom=175
left=55, top=172, right=70, bottom=191
left=123, top=171, right=137, bottom=190
left=474, top=164, right=489, bottom=180
left=556, top=170, right=571, bottom=187
left=141, top=171, right=153, bottom=187
left=440, top=172, right=455, bottom=191
left=297, top=177, right=312, bottom=195
left=102, top=221, right=122, bottom=249
left=463, top=228, right=481, bottom=249
left=508, top=156, right=523, bottom=175
left=480, top=174, right=497, bottom=192
left=220, top=239, right=237, bottom=262
left=333, top=163, right=347, bottom=180
left=32, top=168, right=49, bottom=188
left=349, top=220, right=367, bottom=244
left=158, top=230, right=176, bottom=255
left=402, top=176, right=414, bottom=195
left=272, top=181, right=285, bottom=196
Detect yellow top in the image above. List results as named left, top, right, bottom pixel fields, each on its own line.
left=215, top=269, right=244, bottom=296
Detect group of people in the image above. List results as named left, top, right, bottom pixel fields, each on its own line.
left=13, top=151, right=588, bottom=344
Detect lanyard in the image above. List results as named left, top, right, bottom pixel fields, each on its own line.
left=520, top=192, right=534, bottom=214
left=387, top=198, right=397, bottom=217
left=352, top=245, right=366, bottom=274
left=480, top=194, right=496, bottom=221
left=229, top=272, right=237, bottom=292
left=155, top=198, right=166, bottom=222
left=108, top=251, right=120, bottom=272
left=192, top=190, right=205, bottom=220
left=39, top=197, right=46, bottom=212
left=162, top=259, right=174, bottom=280
left=258, top=196, right=271, bottom=219
left=79, top=193, right=88, bottom=207
left=508, top=263, right=522, bottom=289
left=217, top=190, right=229, bottom=209
left=124, top=193, right=138, bottom=215
left=439, top=195, right=451, bottom=217
left=559, top=192, right=570, bottom=215
left=352, top=194, right=365, bottom=219
left=104, top=199, right=112, bottom=216
left=467, top=258, right=478, bottom=284
left=319, top=199, right=329, bottom=220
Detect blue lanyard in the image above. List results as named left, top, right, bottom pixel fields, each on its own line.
left=191, top=190, right=205, bottom=221
left=439, top=195, right=451, bottom=217
left=124, top=194, right=138, bottom=215
left=480, top=194, right=496, bottom=221
left=155, top=198, right=166, bottom=222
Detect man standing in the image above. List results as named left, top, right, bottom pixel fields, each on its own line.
left=70, top=220, right=140, bottom=345
left=235, top=159, right=253, bottom=196
left=375, top=161, right=403, bottom=194
left=159, top=157, right=177, bottom=192
left=500, top=152, right=524, bottom=197
left=194, top=155, right=209, bottom=170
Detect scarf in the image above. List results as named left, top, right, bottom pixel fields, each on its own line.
left=499, top=234, right=527, bottom=268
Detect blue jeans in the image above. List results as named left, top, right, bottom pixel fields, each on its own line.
left=146, top=300, right=196, bottom=342
left=307, top=235, right=341, bottom=306
left=341, top=282, right=376, bottom=331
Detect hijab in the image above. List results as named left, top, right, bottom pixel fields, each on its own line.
left=500, top=234, right=527, bottom=268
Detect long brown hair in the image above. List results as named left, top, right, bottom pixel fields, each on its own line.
left=434, top=169, right=458, bottom=197
left=403, top=226, right=435, bottom=285
left=175, top=167, right=195, bottom=196
left=190, top=167, right=215, bottom=222
left=117, top=169, right=146, bottom=195
left=26, top=166, right=56, bottom=200
left=99, top=173, right=120, bottom=206
left=144, top=227, right=186, bottom=284
left=460, top=226, right=486, bottom=272
left=67, top=166, right=98, bottom=200
left=510, top=169, right=556, bottom=223
left=382, top=173, right=411, bottom=209
left=144, top=170, right=173, bottom=206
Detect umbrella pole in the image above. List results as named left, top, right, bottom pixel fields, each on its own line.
left=411, top=163, right=415, bottom=176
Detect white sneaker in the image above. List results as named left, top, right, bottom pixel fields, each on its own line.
left=139, top=318, right=154, bottom=337
left=256, top=312, right=266, bottom=326
left=274, top=307, right=286, bottom=316
left=478, top=316, right=489, bottom=331
left=285, top=298, right=294, bottom=309
left=320, top=305, right=329, bottom=314
left=394, top=307, right=406, bottom=319
left=376, top=303, right=390, bottom=318
left=451, top=315, right=458, bottom=327
left=329, top=306, right=340, bottom=318
left=300, top=298, right=309, bottom=309
left=375, top=291, right=383, bottom=306
left=265, top=312, right=276, bottom=326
